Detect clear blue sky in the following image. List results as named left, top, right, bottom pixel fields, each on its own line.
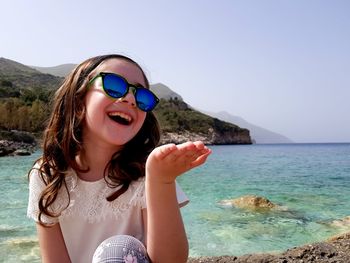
left=1, top=0, right=349, bottom=143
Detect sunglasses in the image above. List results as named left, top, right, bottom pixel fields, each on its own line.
left=89, top=72, right=159, bottom=112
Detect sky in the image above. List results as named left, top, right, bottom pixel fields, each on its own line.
left=1, top=0, right=349, bottom=143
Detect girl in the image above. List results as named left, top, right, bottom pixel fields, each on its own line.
left=27, top=54, right=211, bottom=263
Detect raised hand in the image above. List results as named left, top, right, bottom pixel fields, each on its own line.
left=146, top=141, right=211, bottom=184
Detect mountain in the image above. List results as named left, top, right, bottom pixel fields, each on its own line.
left=0, top=58, right=252, bottom=145
left=31, top=65, right=182, bottom=101
left=31, top=64, right=76, bottom=78
left=32, top=65, right=187, bottom=102
left=204, top=111, right=293, bottom=144
left=150, top=83, right=182, bottom=100
left=31, top=65, right=183, bottom=101
left=0, top=57, right=38, bottom=75
left=0, top=57, right=63, bottom=91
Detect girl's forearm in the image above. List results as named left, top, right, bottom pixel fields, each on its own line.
left=36, top=223, right=71, bottom=263
left=144, top=141, right=210, bottom=262
left=145, top=179, right=189, bottom=263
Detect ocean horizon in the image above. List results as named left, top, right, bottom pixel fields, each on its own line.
left=1, top=143, right=350, bottom=262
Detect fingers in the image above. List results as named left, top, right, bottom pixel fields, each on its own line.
left=146, top=141, right=211, bottom=182
left=193, top=141, right=205, bottom=150
left=150, top=141, right=211, bottom=167
left=166, top=142, right=201, bottom=161
left=152, top=143, right=177, bottom=160
left=189, top=149, right=212, bottom=169
left=166, top=141, right=211, bottom=168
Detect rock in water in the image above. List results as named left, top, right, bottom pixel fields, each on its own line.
left=14, top=149, right=31, bottom=156
left=219, top=195, right=277, bottom=210
left=330, top=216, right=350, bottom=228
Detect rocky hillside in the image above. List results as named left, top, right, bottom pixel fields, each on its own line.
left=154, top=98, right=251, bottom=145
left=0, top=58, right=252, bottom=156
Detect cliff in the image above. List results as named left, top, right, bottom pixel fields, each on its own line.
left=154, top=98, right=252, bottom=145
left=160, top=128, right=251, bottom=145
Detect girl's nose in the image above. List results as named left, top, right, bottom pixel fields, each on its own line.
left=118, top=90, right=136, bottom=108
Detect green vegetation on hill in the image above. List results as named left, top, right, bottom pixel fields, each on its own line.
left=0, top=98, right=49, bottom=132
left=154, top=98, right=240, bottom=134
left=0, top=57, right=63, bottom=92
left=0, top=58, right=59, bottom=134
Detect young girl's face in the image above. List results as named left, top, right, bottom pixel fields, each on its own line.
left=83, top=58, right=147, bottom=149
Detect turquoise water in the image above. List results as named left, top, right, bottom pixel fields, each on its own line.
left=0, top=151, right=41, bottom=262
left=1, top=144, right=350, bottom=261
left=179, top=143, right=350, bottom=257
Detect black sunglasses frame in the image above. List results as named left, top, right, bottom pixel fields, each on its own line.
left=89, top=72, right=159, bottom=112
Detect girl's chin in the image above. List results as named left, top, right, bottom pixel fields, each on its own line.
left=107, top=136, right=136, bottom=146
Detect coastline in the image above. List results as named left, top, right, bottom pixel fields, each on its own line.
left=0, top=139, right=37, bottom=156
left=188, top=232, right=350, bottom=263
left=0, top=130, right=38, bottom=157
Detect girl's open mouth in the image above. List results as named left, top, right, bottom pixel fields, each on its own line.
left=108, top=112, right=132, bottom=125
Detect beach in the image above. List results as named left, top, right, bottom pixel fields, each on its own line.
left=188, top=231, right=350, bottom=262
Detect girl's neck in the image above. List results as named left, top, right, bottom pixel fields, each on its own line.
left=76, top=139, right=122, bottom=182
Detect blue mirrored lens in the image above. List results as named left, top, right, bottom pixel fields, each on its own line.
left=135, top=88, right=157, bottom=111
left=103, top=74, right=127, bottom=98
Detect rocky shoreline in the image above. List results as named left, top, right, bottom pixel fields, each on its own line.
left=188, top=232, right=350, bottom=263
left=0, top=139, right=37, bottom=156
left=0, top=129, right=252, bottom=157
left=0, top=130, right=38, bottom=157
left=160, top=130, right=252, bottom=145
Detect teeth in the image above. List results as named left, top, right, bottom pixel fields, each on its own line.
left=108, top=112, right=132, bottom=122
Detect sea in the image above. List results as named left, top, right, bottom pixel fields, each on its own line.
left=0, top=143, right=350, bottom=262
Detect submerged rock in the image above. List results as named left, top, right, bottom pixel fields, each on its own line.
left=219, top=195, right=277, bottom=210
left=330, top=216, right=350, bottom=228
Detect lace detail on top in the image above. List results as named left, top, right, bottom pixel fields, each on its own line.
left=27, top=167, right=146, bottom=225
left=63, top=173, right=145, bottom=224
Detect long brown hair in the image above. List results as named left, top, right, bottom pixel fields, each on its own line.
left=30, top=54, right=160, bottom=225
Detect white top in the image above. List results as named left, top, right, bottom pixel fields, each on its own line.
left=27, top=167, right=189, bottom=263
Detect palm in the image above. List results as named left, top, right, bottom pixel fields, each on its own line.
left=146, top=141, right=211, bottom=183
